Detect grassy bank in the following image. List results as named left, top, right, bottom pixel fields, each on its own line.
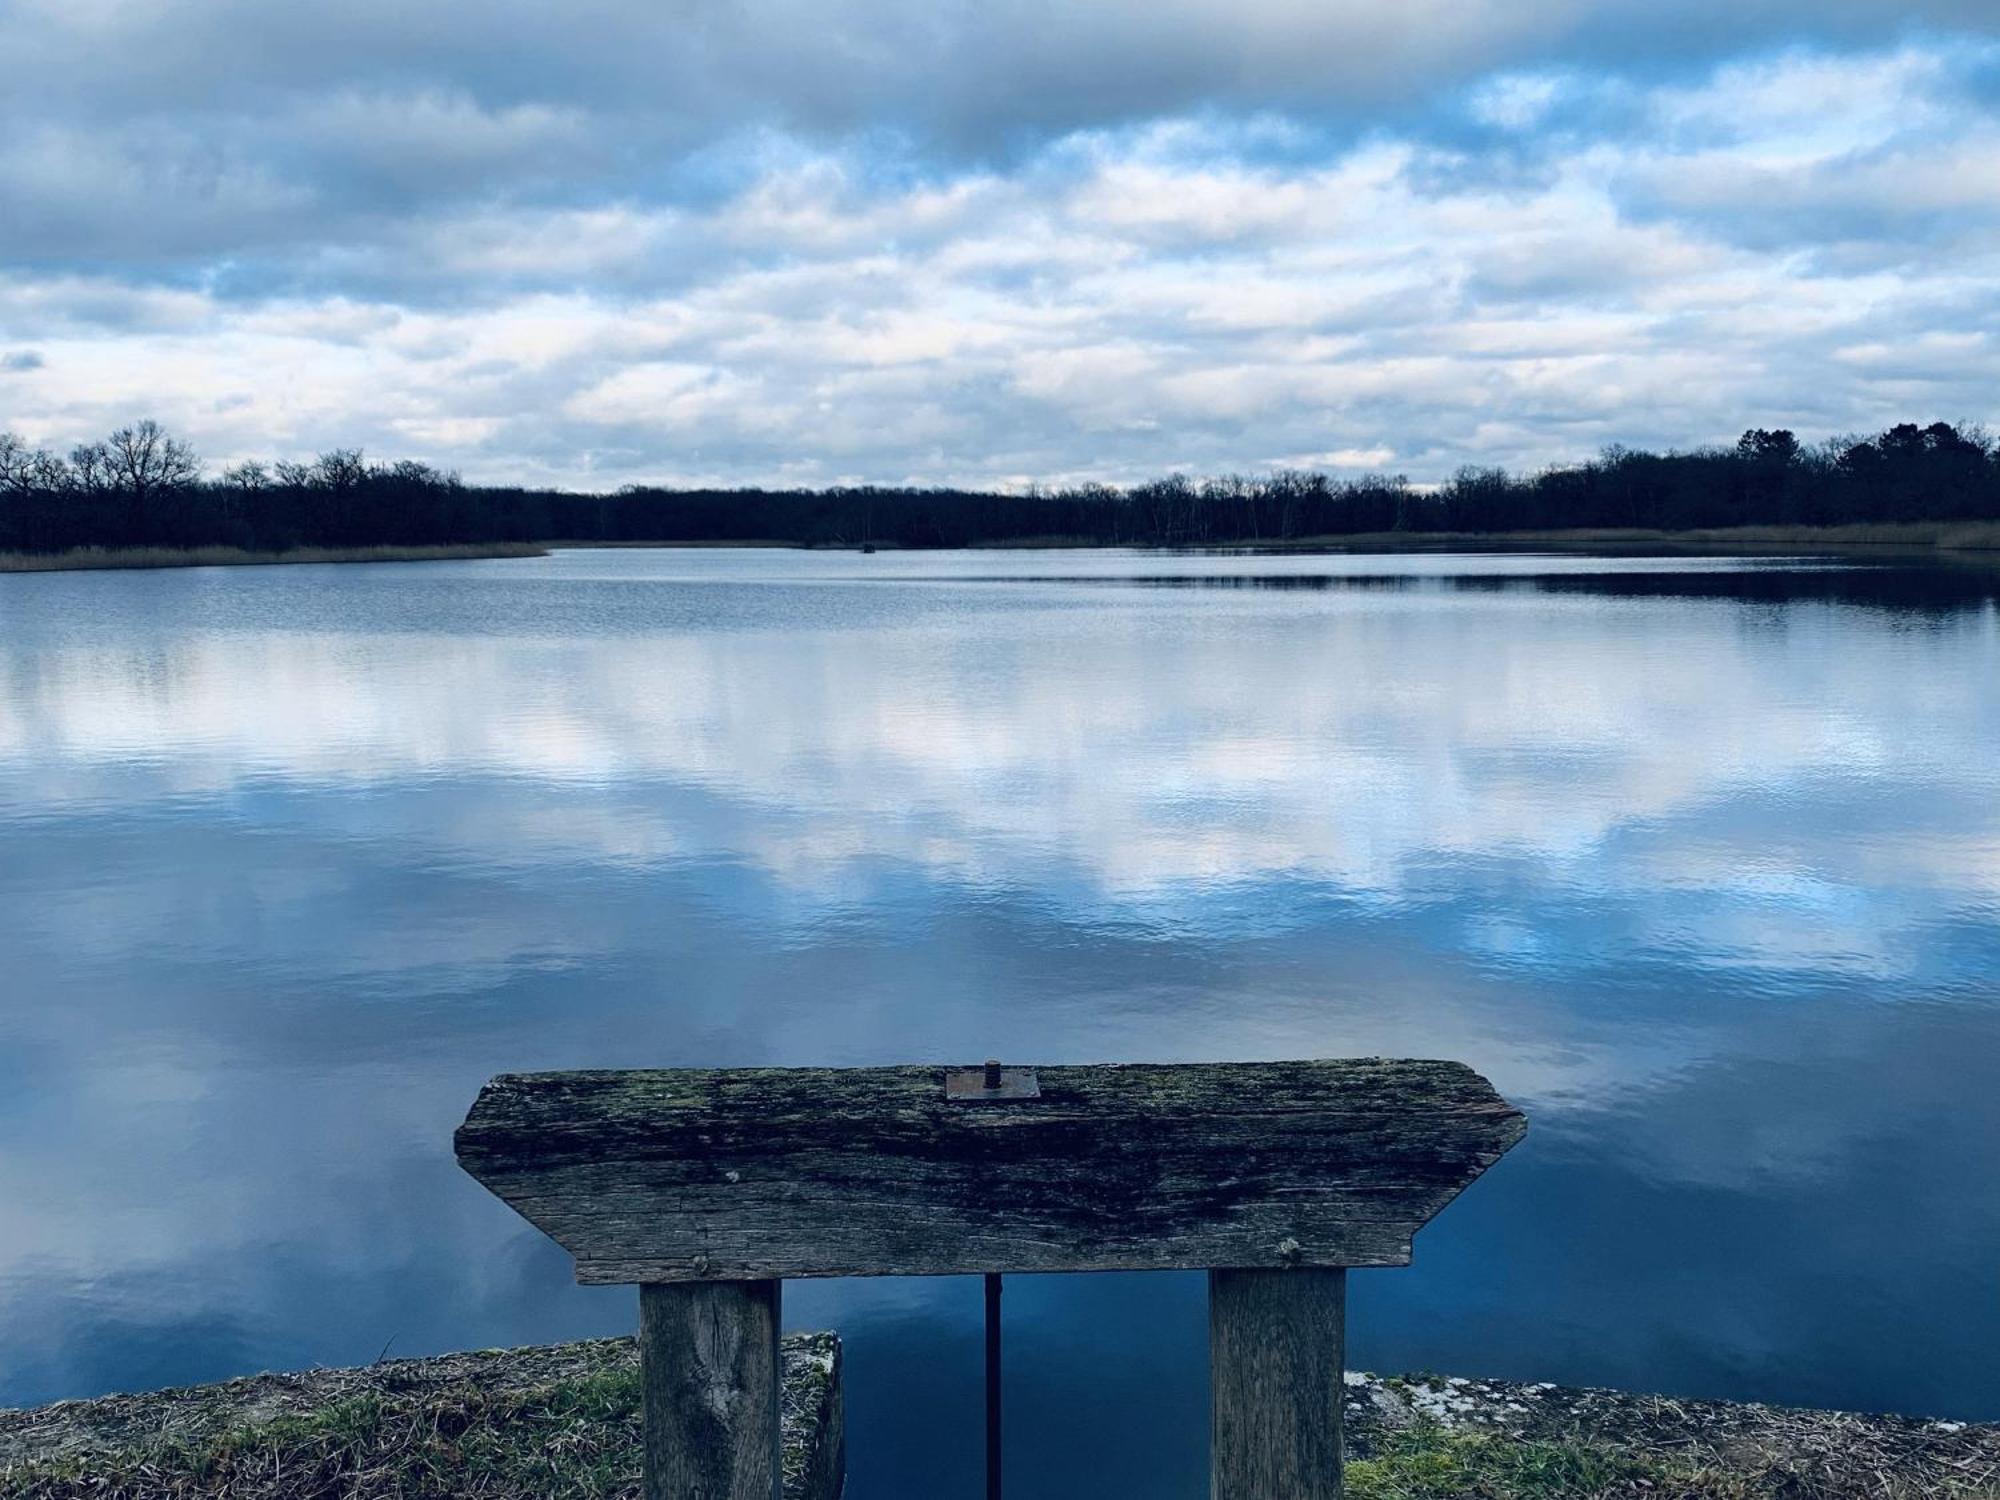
left=4, top=1342, right=1991, bottom=1499
left=1241, top=521, right=2000, bottom=556
left=566, top=522, right=2000, bottom=553
left=572, top=521, right=2000, bottom=554
left=0, top=1337, right=841, bottom=1500
left=0, top=543, right=549, bottom=574
left=1341, top=1373, right=1997, bottom=1498
left=7, top=524, right=2000, bottom=573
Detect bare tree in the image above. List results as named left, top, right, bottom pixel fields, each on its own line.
left=26, top=449, right=69, bottom=490
left=311, top=448, right=368, bottom=492
left=103, top=419, right=201, bottom=506
left=0, top=432, right=30, bottom=493
left=386, top=458, right=454, bottom=487
left=68, top=441, right=111, bottom=494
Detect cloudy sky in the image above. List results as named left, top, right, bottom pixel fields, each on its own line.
left=2, top=1, right=1998, bottom=488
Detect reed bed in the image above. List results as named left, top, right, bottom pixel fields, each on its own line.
left=0, top=543, right=548, bottom=573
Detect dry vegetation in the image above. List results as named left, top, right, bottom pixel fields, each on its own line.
left=1270, top=521, right=2000, bottom=555
left=5, top=1341, right=1993, bottom=1500
left=0, top=1337, right=839, bottom=1500
left=0, top=543, right=548, bottom=573
left=1344, top=1373, right=2000, bottom=1499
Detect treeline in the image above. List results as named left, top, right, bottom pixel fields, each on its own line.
left=2, top=419, right=1997, bottom=555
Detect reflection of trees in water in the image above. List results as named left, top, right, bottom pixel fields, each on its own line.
left=1498, top=566, right=2000, bottom=616
left=1074, top=566, right=2000, bottom=616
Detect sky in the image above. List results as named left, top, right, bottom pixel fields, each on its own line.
left=2, top=1, right=1999, bottom=489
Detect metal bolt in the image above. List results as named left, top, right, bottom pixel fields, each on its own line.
left=984, top=1058, right=1002, bottom=1090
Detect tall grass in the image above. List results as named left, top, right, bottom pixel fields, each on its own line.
left=1261, top=522, right=2000, bottom=554
left=0, top=543, right=548, bottom=574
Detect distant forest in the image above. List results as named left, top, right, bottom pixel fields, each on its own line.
left=2, top=419, right=1997, bottom=554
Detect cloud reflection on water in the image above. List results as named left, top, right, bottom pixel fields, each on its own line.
left=0, top=550, right=1996, bottom=1494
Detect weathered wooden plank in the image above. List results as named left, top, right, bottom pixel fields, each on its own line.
left=456, top=1059, right=1525, bottom=1282
left=640, top=1279, right=782, bottom=1500
left=1210, top=1268, right=1345, bottom=1499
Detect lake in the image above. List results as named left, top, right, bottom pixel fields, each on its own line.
left=2, top=547, right=1997, bottom=1497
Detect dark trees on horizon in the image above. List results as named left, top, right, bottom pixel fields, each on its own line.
left=1, top=420, right=1996, bottom=555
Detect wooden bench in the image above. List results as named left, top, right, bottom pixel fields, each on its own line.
left=456, top=1058, right=1524, bottom=1499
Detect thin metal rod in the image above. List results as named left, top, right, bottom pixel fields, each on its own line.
left=985, top=1272, right=1002, bottom=1500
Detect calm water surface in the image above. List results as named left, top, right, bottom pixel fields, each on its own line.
left=2, top=549, right=1997, bottom=1496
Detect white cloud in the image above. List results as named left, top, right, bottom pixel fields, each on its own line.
left=1468, top=71, right=1572, bottom=131
left=1, top=38, right=1997, bottom=484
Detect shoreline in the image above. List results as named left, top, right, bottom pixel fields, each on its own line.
left=547, top=522, right=2000, bottom=556
left=3, top=1338, right=1992, bottom=1498
left=1183, top=521, right=2000, bottom=556
left=4, top=523, right=1998, bottom=575
left=0, top=1336, right=843, bottom=1500
left=0, top=543, right=550, bottom=574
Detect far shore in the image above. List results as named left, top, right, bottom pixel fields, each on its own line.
left=552, top=521, right=2000, bottom=555
left=6, top=521, right=2000, bottom=575
left=0, top=542, right=551, bottom=574
left=951, top=520, right=2000, bottom=555
left=1231, top=520, right=2000, bottom=555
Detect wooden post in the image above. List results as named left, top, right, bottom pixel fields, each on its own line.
left=1209, top=1267, right=1346, bottom=1500
left=640, top=1279, right=783, bottom=1500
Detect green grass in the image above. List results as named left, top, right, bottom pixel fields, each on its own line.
left=1343, top=1416, right=2000, bottom=1500
left=1348, top=1422, right=1736, bottom=1499
left=3, top=1339, right=848, bottom=1500
left=6, top=1371, right=651, bottom=1500
left=6, top=1348, right=1985, bottom=1500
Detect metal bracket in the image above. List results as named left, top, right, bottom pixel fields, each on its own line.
left=946, top=1060, right=1041, bottom=1101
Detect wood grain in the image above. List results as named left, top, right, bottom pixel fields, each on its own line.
left=640, top=1279, right=782, bottom=1500
left=1210, top=1268, right=1345, bottom=1499
left=456, top=1059, right=1525, bottom=1283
